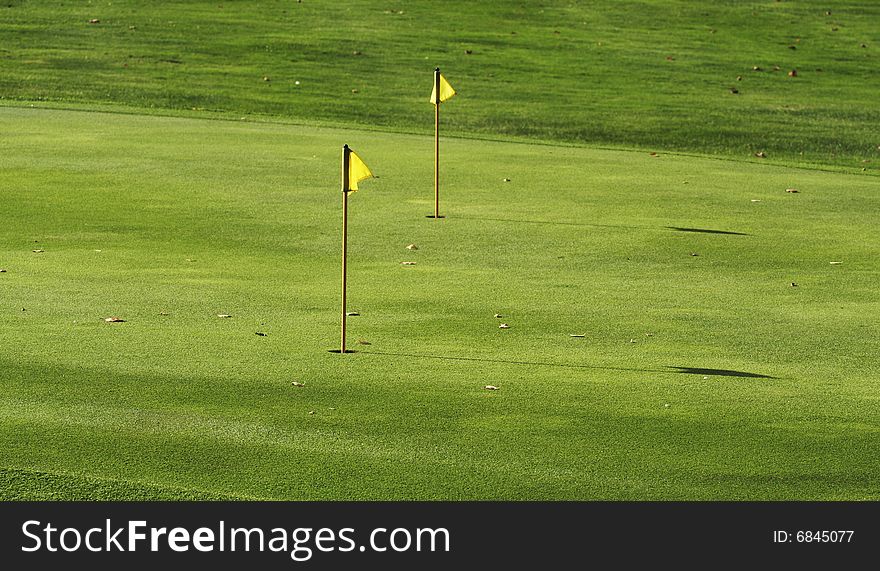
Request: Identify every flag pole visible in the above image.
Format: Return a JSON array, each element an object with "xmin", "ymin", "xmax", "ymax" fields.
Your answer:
[
  {"xmin": 433, "ymin": 67, "xmax": 441, "ymax": 219},
  {"xmin": 340, "ymin": 144, "xmax": 350, "ymax": 354}
]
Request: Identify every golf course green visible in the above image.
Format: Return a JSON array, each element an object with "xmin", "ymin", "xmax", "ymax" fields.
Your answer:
[{"xmin": 1, "ymin": 1, "xmax": 878, "ymax": 500}]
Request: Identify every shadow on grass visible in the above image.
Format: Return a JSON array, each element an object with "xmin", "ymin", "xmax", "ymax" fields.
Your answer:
[
  {"xmin": 666, "ymin": 226, "xmax": 750, "ymax": 236},
  {"xmin": 452, "ymin": 216, "xmax": 750, "ymax": 237},
  {"xmin": 360, "ymin": 351, "xmax": 776, "ymax": 380},
  {"xmin": 359, "ymin": 350, "xmax": 655, "ymax": 373},
  {"xmin": 667, "ymin": 366, "xmax": 775, "ymax": 379}
]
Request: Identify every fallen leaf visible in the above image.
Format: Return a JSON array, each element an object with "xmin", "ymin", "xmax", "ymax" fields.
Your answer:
[
  {"xmin": 308, "ymin": 411, "xmax": 315, "ymax": 415},
  {"xmin": 159, "ymin": 311, "xmax": 169, "ymax": 316},
  {"xmin": 665, "ymin": 56, "xmax": 675, "ymax": 61},
  {"xmin": 630, "ymin": 339, "xmax": 637, "ymax": 343},
  {"xmin": 752, "ymin": 66, "xmax": 763, "ymax": 71},
  {"xmin": 88, "ymin": 19, "xmax": 100, "ymax": 24},
  {"xmin": 790, "ymin": 282, "xmax": 798, "ymax": 287},
  {"xmin": 785, "ymin": 188, "xmax": 799, "ymax": 193},
  {"xmin": 499, "ymin": 323, "xmax": 510, "ymax": 329},
  {"xmin": 494, "ymin": 314, "xmax": 503, "ymax": 318},
  {"xmin": 32, "ymin": 249, "xmax": 44, "ymax": 253},
  {"xmin": 690, "ymin": 253, "xmax": 699, "ymax": 257},
  {"xmin": 406, "ymin": 244, "xmax": 418, "ymax": 250},
  {"xmin": 401, "ymin": 261, "xmax": 416, "ymax": 266},
  {"xmin": 104, "ymin": 317, "xmax": 125, "ymax": 323},
  {"xmin": 217, "ymin": 314, "xmax": 232, "ymax": 318},
  {"xmin": 755, "ymin": 151, "xmax": 767, "ymax": 158},
  {"xmin": 291, "ymin": 381, "xmax": 305, "ymax": 387},
  {"xmin": 649, "ymin": 152, "xmax": 658, "ymax": 156},
  {"xmin": 502, "ymin": 178, "xmax": 511, "ymax": 182},
  {"xmin": 729, "ymin": 87, "xmax": 739, "ymax": 94},
  {"xmin": 788, "ymin": 69, "xmax": 797, "ymax": 77},
  {"xmin": 484, "ymin": 385, "xmax": 500, "ymax": 391},
  {"xmin": 351, "ymin": 89, "xmax": 359, "ymax": 93},
  {"xmin": 645, "ymin": 333, "xmax": 654, "ymax": 337},
  {"xmin": 352, "ymin": 50, "xmax": 362, "ymax": 56},
  {"xmin": 736, "ymin": 75, "xmax": 742, "ymax": 81}
]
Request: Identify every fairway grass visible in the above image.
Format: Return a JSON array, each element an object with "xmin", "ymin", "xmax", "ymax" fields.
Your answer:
[
  {"xmin": 1, "ymin": 0, "xmax": 878, "ymax": 170},
  {"xmin": 1, "ymin": 107, "xmax": 878, "ymax": 500}
]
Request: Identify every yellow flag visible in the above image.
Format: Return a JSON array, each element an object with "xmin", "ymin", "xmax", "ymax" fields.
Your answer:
[
  {"xmin": 430, "ymin": 74, "xmax": 456, "ymax": 104},
  {"xmin": 347, "ymin": 149, "xmax": 373, "ymax": 192}
]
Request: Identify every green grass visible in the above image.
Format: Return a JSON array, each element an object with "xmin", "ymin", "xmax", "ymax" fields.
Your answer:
[
  {"xmin": 1, "ymin": 0, "xmax": 879, "ymax": 169},
  {"xmin": 2, "ymin": 106, "xmax": 879, "ymax": 499}
]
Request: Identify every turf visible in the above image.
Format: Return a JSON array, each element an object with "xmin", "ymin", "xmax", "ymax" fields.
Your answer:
[
  {"xmin": 1, "ymin": 0, "xmax": 878, "ymax": 170},
  {"xmin": 1, "ymin": 106, "xmax": 878, "ymax": 500}
]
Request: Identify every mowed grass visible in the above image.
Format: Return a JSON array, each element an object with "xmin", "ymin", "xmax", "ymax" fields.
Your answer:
[
  {"xmin": 0, "ymin": 0, "xmax": 878, "ymax": 170},
  {"xmin": 1, "ymin": 106, "xmax": 879, "ymax": 499}
]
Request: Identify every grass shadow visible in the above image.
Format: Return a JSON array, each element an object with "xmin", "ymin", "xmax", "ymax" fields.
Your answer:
[
  {"xmin": 668, "ymin": 366, "xmax": 775, "ymax": 379},
  {"xmin": 666, "ymin": 226, "xmax": 750, "ymax": 236}
]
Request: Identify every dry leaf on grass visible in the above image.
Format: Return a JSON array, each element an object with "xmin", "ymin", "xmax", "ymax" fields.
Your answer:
[
  {"xmin": 499, "ymin": 323, "xmax": 510, "ymax": 329},
  {"xmin": 291, "ymin": 381, "xmax": 305, "ymax": 387},
  {"xmin": 406, "ymin": 244, "xmax": 418, "ymax": 250},
  {"xmin": 785, "ymin": 188, "xmax": 799, "ymax": 193},
  {"xmin": 401, "ymin": 261, "xmax": 416, "ymax": 266},
  {"xmin": 104, "ymin": 317, "xmax": 125, "ymax": 323},
  {"xmin": 484, "ymin": 385, "xmax": 500, "ymax": 391}
]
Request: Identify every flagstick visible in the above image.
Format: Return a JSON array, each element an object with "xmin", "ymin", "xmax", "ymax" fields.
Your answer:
[
  {"xmin": 433, "ymin": 67, "xmax": 441, "ymax": 219},
  {"xmin": 340, "ymin": 144, "xmax": 350, "ymax": 354}
]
